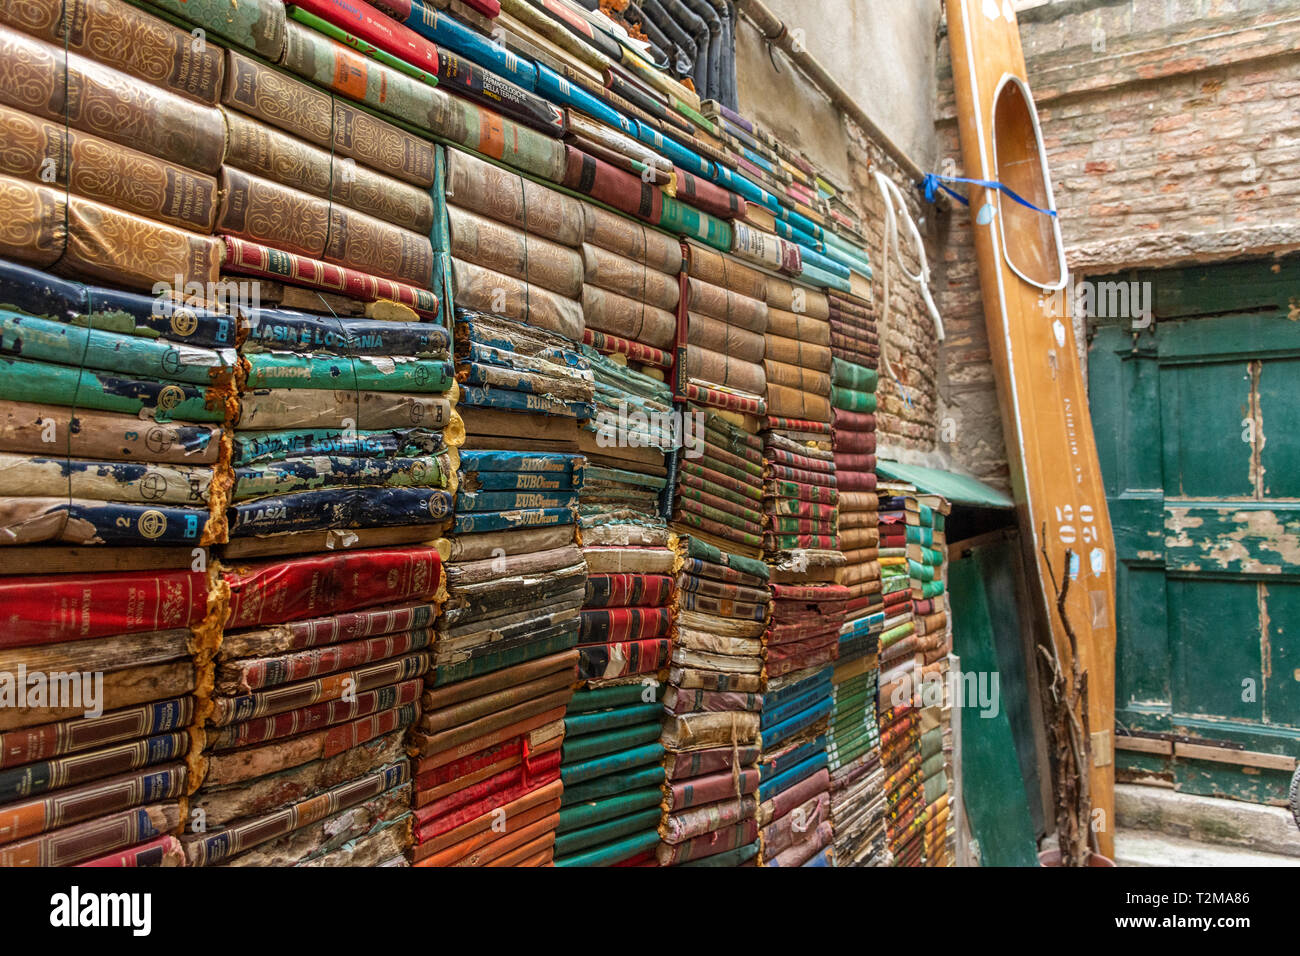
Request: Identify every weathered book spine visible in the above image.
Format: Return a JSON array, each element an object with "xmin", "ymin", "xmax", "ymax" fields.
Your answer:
[
  {"xmin": 218, "ymin": 602, "xmax": 437, "ymax": 660},
  {"xmin": 222, "ymin": 546, "xmax": 442, "ymax": 630},
  {"xmin": 237, "ymin": 388, "xmax": 455, "ymax": 431},
  {"xmin": 221, "ymin": 783, "xmax": 411, "ymax": 867},
  {"xmin": 183, "ymin": 761, "xmax": 409, "ymax": 866},
  {"xmin": 0, "ymin": 454, "xmax": 212, "ymax": 504},
  {"xmin": 228, "ymin": 487, "xmax": 453, "ymax": 537},
  {"xmin": 0, "ymin": 801, "xmax": 181, "ymax": 867},
  {"xmin": 0, "ymin": 26, "xmax": 226, "ymax": 174},
  {"xmin": 231, "ymin": 428, "xmax": 445, "ymax": 466},
  {"xmin": 0, "ymin": 0, "xmax": 225, "ymax": 104},
  {"xmin": 220, "ymin": 109, "xmax": 436, "ymax": 234},
  {"xmin": 143, "ymin": 0, "xmax": 287, "ymax": 62},
  {"xmin": 456, "ymin": 490, "xmax": 578, "ymax": 512},
  {"xmin": 0, "ymin": 260, "xmax": 239, "ymax": 349},
  {"xmin": 0, "ymin": 498, "xmax": 211, "ymax": 546},
  {"xmin": 0, "ymin": 104, "xmax": 219, "ymax": 233},
  {"xmin": 0, "ymin": 732, "xmax": 188, "ymax": 803},
  {"xmin": 221, "ymin": 236, "xmax": 439, "ymax": 319},
  {"xmin": 245, "ymin": 354, "xmax": 453, "ymax": 392},
  {"xmin": 0, "ymin": 697, "xmax": 193, "ymax": 770},
  {"xmin": 218, "ymin": 629, "xmax": 430, "ymax": 694},
  {"xmin": 0, "ymin": 312, "xmax": 235, "ymax": 386},
  {"xmin": 233, "ymin": 454, "xmax": 452, "ymax": 501},
  {"xmin": 0, "ymin": 568, "xmax": 206, "ymax": 647},
  {"xmin": 206, "ymin": 679, "xmax": 422, "ymax": 750},
  {"xmin": 244, "ymin": 311, "xmax": 448, "ymax": 356},
  {"xmin": 0, "ymin": 401, "xmax": 221, "ymax": 464},
  {"xmin": 0, "ymin": 357, "xmax": 225, "ymax": 423},
  {"xmin": 280, "ymin": 21, "xmax": 565, "ymax": 182},
  {"xmin": 453, "ymin": 507, "xmax": 574, "ymax": 535},
  {"xmin": 0, "ymin": 763, "xmax": 186, "ymax": 847}
]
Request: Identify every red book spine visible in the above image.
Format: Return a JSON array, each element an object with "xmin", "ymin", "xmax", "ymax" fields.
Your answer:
[
  {"xmin": 223, "ymin": 547, "xmax": 442, "ymax": 628},
  {"xmin": 77, "ymin": 834, "xmax": 185, "ymax": 867},
  {"xmin": 292, "ymin": 0, "xmax": 440, "ymax": 75},
  {"xmin": 0, "ymin": 571, "xmax": 207, "ymax": 647}
]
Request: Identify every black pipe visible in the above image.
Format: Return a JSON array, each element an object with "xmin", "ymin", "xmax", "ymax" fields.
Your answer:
[
  {"xmin": 681, "ymin": 0, "xmax": 723, "ymax": 98},
  {"xmin": 662, "ymin": 0, "xmax": 711, "ymax": 95}
]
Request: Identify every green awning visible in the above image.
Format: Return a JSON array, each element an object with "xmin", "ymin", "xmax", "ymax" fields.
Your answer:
[{"xmin": 876, "ymin": 460, "xmax": 1015, "ymax": 509}]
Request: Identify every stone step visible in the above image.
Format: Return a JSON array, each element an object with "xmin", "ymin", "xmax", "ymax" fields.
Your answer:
[{"xmin": 1116, "ymin": 783, "xmax": 1300, "ymax": 858}]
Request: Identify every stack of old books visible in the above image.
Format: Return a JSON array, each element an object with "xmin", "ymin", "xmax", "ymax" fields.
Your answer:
[
  {"xmin": 410, "ymin": 449, "xmax": 586, "ymax": 866},
  {"xmin": 406, "ymin": 306, "xmax": 590, "ymax": 867},
  {"xmin": 0, "ymin": 263, "xmax": 234, "ymax": 554},
  {"xmin": 555, "ymin": 679, "xmax": 666, "ymax": 866},
  {"xmin": 576, "ymin": 348, "xmax": 676, "ymax": 685},
  {"xmin": 0, "ymin": 557, "xmax": 205, "ymax": 866},
  {"xmin": 877, "ymin": 485, "xmax": 917, "ymax": 711},
  {"xmin": 678, "ymin": 244, "xmax": 769, "ymax": 435},
  {"xmin": 446, "ymin": 150, "xmax": 585, "ymax": 347},
  {"xmin": 657, "ymin": 537, "xmax": 768, "ymax": 866},
  {"xmin": 580, "ymin": 204, "xmax": 683, "ymax": 375},
  {"xmin": 827, "ymin": 646, "xmax": 886, "ymax": 867},
  {"xmin": 183, "ymin": 546, "xmax": 441, "ymax": 867},
  {"xmin": 910, "ymin": 494, "xmax": 952, "ymax": 676},
  {"xmin": 877, "ymin": 692, "xmax": 921, "ymax": 868},
  {"xmin": 555, "ymin": 328, "xmax": 676, "ymax": 866},
  {"xmin": 822, "ymin": 288, "xmax": 884, "ymax": 867},
  {"xmin": 906, "ymin": 493, "xmax": 953, "ymax": 867},
  {"xmin": 231, "ymin": 310, "xmax": 458, "ymax": 559},
  {"xmin": 757, "ymin": 664, "xmax": 836, "ymax": 866},
  {"xmin": 674, "ymin": 403, "xmax": 767, "ymax": 556}
]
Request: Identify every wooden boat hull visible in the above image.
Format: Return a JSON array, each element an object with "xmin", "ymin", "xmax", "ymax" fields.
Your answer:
[{"xmin": 945, "ymin": 0, "xmax": 1117, "ymax": 857}]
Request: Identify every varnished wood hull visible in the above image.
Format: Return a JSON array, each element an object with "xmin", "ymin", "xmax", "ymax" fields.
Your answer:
[{"xmin": 946, "ymin": 0, "xmax": 1117, "ymax": 857}]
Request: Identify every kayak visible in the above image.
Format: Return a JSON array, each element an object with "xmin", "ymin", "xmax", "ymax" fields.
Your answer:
[{"xmin": 946, "ymin": 0, "xmax": 1117, "ymax": 857}]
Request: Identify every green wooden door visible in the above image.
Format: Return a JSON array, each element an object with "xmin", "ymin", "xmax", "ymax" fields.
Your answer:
[{"xmin": 1088, "ymin": 256, "xmax": 1300, "ymax": 804}]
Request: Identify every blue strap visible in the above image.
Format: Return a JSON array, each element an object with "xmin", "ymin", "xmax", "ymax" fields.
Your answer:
[{"xmin": 920, "ymin": 173, "xmax": 1058, "ymax": 218}]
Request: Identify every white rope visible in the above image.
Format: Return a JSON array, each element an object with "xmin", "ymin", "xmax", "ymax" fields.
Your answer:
[{"xmin": 873, "ymin": 169, "xmax": 945, "ymax": 385}]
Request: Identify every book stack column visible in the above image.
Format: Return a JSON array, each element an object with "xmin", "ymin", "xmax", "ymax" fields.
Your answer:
[
  {"xmin": 824, "ymin": 289, "xmax": 885, "ymax": 867},
  {"xmin": 658, "ymin": 537, "xmax": 768, "ymax": 866},
  {"xmin": 406, "ymin": 305, "xmax": 593, "ymax": 867},
  {"xmin": 755, "ymin": 275, "xmax": 844, "ymax": 869},
  {"xmin": 556, "ymin": 330, "xmax": 679, "ymax": 868},
  {"xmin": 875, "ymin": 481, "xmax": 923, "ymax": 867},
  {"xmin": 0, "ymin": 0, "xmax": 239, "ymax": 868},
  {"xmin": 907, "ymin": 493, "xmax": 954, "ymax": 868}
]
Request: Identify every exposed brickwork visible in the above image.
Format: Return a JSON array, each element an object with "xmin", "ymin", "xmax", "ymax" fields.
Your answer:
[
  {"xmin": 939, "ymin": 0, "xmax": 1300, "ymax": 268},
  {"xmin": 930, "ymin": 0, "xmax": 1300, "ymax": 491},
  {"xmin": 840, "ymin": 120, "xmax": 944, "ymax": 455}
]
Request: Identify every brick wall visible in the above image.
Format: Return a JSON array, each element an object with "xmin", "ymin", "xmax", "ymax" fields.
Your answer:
[
  {"xmin": 931, "ymin": 0, "xmax": 1300, "ymax": 490},
  {"xmin": 841, "ymin": 120, "xmax": 945, "ymax": 456},
  {"xmin": 939, "ymin": 0, "xmax": 1300, "ymax": 270}
]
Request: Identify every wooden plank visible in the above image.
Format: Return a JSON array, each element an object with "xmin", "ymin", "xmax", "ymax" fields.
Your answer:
[
  {"xmin": 1115, "ymin": 735, "xmax": 1172, "ymax": 756},
  {"xmin": 1175, "ymin": 742, "xmax": 1297, "ymax": 772},
  {"xmin": 1164, "ymin": 503, "xmax": 1300, "ymax": 576}
]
